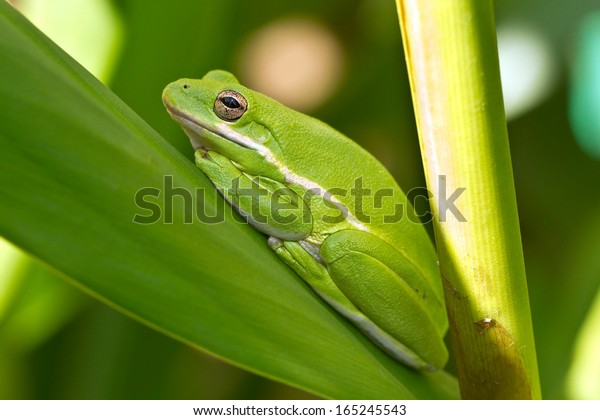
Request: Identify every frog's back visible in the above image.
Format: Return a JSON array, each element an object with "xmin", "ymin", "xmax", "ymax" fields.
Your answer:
[{"xmin": 274, "ymin": 111, "xmax": 441, "ymax": 292}]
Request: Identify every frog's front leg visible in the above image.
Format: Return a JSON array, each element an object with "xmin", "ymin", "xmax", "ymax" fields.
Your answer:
[
  {"xmin": 269, "ymin": 230, "xmax": 447, "ymax": 370},
  {"xmin": 197, "ymin": 150, "xmax": 312, "ymax": 240}
]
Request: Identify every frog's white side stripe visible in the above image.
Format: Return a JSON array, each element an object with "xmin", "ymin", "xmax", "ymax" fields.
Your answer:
[
  {"xmin": 283, "ymin": 170, "xmax": 368, "ymax": 232},
  {"xmin": 214, "ymin": 122, "xmax": 272, "ymax": 153},
  {"xmin": 213, "ymin": 123, "xmax": 368, "ymax": 232}
]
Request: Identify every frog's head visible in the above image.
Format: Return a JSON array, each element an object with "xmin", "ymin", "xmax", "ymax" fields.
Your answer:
[{"xmin": 162, "ymin": 70, "xmax": 287, "ymax": 181}]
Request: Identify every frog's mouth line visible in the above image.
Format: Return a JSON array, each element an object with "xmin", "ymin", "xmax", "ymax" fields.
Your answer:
[
  {"xmin": 163, "ymin": 102, "xmax": 266, "ymax": 155},
  {"xmin": 164, "ymin": 106, "xmax": 231, "ymax": 151}
]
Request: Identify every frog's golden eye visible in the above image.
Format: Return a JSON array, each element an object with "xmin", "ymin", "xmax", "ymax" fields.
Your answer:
[{"xmin": 214, "ymin": 90, "xmax": 247, "ymax": 121}]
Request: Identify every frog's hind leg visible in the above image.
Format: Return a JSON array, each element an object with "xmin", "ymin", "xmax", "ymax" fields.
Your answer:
[
  {"xmin": 268, "ymin": 236, "xmax": 435, "ymax": 369},
  {"xmin": 320, "ymin": 229, "xmax": 448, "ymax": 369}
]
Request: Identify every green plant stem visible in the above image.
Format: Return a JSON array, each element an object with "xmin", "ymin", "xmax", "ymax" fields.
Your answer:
[{"xmin": 396, "ymin": 0, "xmax": 541, "ymax": 399}]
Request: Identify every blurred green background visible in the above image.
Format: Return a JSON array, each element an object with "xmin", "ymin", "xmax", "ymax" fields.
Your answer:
[{"xmin": 1, "ymin": 0, "xmax": 600, "ymax": 399}]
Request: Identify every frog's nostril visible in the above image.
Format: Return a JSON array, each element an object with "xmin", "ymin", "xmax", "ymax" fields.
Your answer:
[{"xmin": 183, "ymin": 84, "xmax": 189, "ymax": 89}]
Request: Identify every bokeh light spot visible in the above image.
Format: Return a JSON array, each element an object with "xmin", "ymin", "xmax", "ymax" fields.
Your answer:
[
  {"xmin": 497, "ymin": 23, "xmax": 559, "ymax": 121},
  {"xmin": 237, "ymin": 17, "xmax": 345, "ymax": 112}
]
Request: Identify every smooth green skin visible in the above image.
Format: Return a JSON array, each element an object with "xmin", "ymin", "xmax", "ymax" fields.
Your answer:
[{"xmin": 162, "ymin": 70, "xmax": 448, "ymax": 370}]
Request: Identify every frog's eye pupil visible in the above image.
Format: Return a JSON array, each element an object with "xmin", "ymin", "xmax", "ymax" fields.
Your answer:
[
  {"xmin": 214, "ymin": 90, "xmax": 248, "ymax": 122},
  {"xmin": 221, "ymin": 96, "xmax": 240, "ymax": 109}
]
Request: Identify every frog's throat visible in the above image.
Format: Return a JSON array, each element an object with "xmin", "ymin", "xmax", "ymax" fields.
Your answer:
[{"xmin": 167, "ymin": 106, "xmax": 368, "ymax": 232}]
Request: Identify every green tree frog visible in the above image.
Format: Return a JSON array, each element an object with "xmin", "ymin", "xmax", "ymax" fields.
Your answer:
[{"xmin": 162, "ymin": 70, "xmax": 448, "ymax": 370}]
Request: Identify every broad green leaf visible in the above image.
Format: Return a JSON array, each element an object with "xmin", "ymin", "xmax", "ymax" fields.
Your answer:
[{"xmin": 0, "ymin": 3, "xmax": 457, "ymax": 399}]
